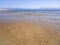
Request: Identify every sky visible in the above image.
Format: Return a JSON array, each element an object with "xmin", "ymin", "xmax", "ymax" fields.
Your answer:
[{"xmin": 0, "ymin": 0, "xmax": 60, "ymax": 9}]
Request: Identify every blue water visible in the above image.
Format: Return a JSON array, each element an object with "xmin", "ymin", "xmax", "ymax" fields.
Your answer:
[{"xmin": 0, "ymin": 10, "xmax": 60, "ymax": 23}]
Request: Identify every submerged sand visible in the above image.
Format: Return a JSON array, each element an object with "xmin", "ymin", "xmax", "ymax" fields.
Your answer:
[{"xmin": 0, "ymin": 12, "xmax": 60, "ymax": 45}]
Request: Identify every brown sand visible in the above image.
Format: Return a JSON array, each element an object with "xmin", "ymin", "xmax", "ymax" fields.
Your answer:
[
  {"xmin": 0, "ymin": 13, "xmax": 60, "ymax": 45},
  {"xmin": 0, "ymin": 14, "xmax": 60, "ymax": 45}
]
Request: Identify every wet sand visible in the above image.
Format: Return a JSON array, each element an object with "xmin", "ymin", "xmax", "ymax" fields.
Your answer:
[{"xmin": 0, "ymin": 12, "xmax": 60, "ymax": 45}]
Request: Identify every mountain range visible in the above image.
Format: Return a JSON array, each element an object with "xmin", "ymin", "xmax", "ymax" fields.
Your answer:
[{"xmin": 0, "ymin": 8, "xmax": 60, "ymax": 11}]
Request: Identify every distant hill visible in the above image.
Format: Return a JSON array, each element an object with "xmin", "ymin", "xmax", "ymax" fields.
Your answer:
[{"xmin": 0, "ymin": 8, "xmax": 60, "ymax": 11}]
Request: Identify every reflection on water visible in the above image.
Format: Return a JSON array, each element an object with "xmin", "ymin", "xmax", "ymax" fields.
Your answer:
[
  {"xmin": 0, "ymin": 11, "xmax": 60, "ymax": 29},
  {"xmin": 0, "ymin": 11, "xmax": 60, "ymax": 22}
]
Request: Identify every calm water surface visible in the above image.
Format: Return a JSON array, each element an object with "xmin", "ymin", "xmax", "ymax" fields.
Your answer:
[{"xmin": 0, "ymin": 11, "xmax": 60, "ymax": 31}]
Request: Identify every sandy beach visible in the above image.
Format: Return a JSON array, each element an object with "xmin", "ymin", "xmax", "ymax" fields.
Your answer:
[{"xmin": 0, "ymin": 12, "xmax": 60, "ymax": 45}]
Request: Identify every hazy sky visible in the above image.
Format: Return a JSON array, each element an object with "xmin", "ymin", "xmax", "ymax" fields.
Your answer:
[{"xmin": 0, "ymin": 0, "xmax": 60, "ymax": 8}]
